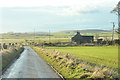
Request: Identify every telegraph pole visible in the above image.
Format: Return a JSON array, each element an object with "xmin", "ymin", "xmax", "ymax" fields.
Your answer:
[
  {"xmin": 112, "ymin": 22, "xmax": 115, "ymax": 45},
  {"xmin": 34, "ymin": 27, "xmax": 35, "ymax": 41},
  {"xmin": 118, "ymin": 1, "xmax": 120, "ymax": 34},
  {"xmin": 112, "ymin": 1, "xmax": 120, "ymax": 75},
  {"xmin": 112, "ymin": 1, "xmax": 120, "ymax": 34}
]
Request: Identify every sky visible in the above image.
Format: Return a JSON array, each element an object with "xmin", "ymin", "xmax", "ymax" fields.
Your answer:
[{"xmin": 0, "ymin": 0, "xmax": 119, "ymax": 33}]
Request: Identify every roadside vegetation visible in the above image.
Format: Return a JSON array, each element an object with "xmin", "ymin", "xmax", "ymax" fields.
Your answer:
[
  {"xmin": 1, "ymin": 46, "xmax": 24, "ymax": 70},
  {"xmin": 32, "ymin": 46, "xmax": 118, "ymax": 79},
  {"xmin": 45, "ymin": 46, "xmax": 118, "ymax": 69}
]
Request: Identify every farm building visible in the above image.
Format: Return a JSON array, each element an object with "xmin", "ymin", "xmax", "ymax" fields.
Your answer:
[{"xmin": 72, "ymin": 32, "xmax": 94, "ymax": 44}]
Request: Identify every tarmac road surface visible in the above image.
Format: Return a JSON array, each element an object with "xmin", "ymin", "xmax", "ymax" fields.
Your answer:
[{"xmin": 2, "ymin": 46, "xmax": 60, "ymax": 78}]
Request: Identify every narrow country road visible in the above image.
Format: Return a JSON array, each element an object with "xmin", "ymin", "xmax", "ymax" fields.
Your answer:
[{"xmin": 2, "ymin": 46, "xmax": 60, "ymax": 78}]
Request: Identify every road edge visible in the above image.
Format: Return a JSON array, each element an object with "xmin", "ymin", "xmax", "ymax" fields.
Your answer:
[
  {"xmin": 30, "ymin": 46, "xmax": 66, "ymax": 80},
  {"xmin": 1, "ymin": 47, "xmax": 24, "ymax": 76}
]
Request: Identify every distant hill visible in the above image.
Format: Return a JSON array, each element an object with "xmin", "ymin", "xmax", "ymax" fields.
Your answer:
[
  {"xmin": 0, "ymin": 29, "xmax": 113, "ymax": 39},
  {"xmin": 54, "ymin": 29, "xmax": 112, "ymax": 34}
]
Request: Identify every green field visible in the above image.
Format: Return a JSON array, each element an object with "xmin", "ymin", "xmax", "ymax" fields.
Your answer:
[
  {"xmin": 28, "ymin": 38, "xmax": 71, "ymax": 43},
  {"xmin": 45, "ymin": 46, "xmax": 118, "ymax": 69},
  {"xmin": 0, "ymin": 39, "xmax": 25, "ymax": 43}
]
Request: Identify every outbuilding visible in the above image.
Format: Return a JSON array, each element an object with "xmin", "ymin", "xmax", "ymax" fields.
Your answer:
[{"xmin": 72, "ymin": 32, "xmax": 94, "ymax": 44}]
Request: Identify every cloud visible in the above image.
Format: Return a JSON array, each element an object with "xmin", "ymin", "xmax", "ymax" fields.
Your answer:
[
  {"xmin": 0, "ymin": 0, "xmax": 119, "ymax": 7},
  {"xmin": 8, "ymin": 6, "xmax": 99, "ymax": 16},
  {"xmin": 1, "ymin": 0, "xmax": 119, "ymax": 16}
]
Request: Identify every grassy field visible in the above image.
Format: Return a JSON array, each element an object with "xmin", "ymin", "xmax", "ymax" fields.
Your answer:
[
  {"xmin": 0, "ymin": 39, "xmax": 25, "ymax": 43},
  {"xmin": 28, "ymin": 38, "xmax": 71, "ymax": 43},
  {"xmin": 32, "ymin": 46, "xmax": 118, "ymax": 79},
  {"xmin": 45, "ymin": 46, "xmax": 118, "ymax": 69}
]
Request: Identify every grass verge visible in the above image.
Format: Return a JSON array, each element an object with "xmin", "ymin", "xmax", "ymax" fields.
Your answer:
[
  {"xmin": 1, "ymin": 46, "xmax": 24, "ymax": 70},
  {"xmin": 45, "ymin": 46, "xmax": 118, "ymax": 69},
  {"xmin": 31, "ymin": 46, "xmax": 118, "ymax": 80}
]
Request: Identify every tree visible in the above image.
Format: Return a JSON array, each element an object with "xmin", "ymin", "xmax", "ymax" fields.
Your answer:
[{"xmin": 111, "ymin": 1, "xmax": 120, "ymax": 34}]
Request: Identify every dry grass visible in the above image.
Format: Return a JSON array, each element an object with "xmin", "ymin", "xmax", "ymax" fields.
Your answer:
[
  {"xmin": 32, "ymin": 46, "xmax": 118, "ymax": 79},
  {"xmin": 1, "ymin": 46, "xmax": 24, "ymax": 70}
]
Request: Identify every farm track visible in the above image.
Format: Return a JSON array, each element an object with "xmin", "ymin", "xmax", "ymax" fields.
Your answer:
[{"xmin": 2, "ymin": 46, "xmax": 60, "ymax": 78}]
